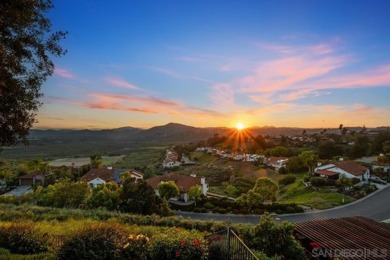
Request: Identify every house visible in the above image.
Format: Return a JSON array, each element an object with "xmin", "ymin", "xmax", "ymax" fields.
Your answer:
[
  {"xmin": 314, "ymin": 160, "xmax": 370, "ymax": 181},
  {"xmin": 294, "ymin": 216, "xmax": 390, "ymax": 260},
  {"xmin": 180, "ymin": 155, "xmax": 195, "ymax": 166},
  {"xmin": 162, "ymin": 149, "xmax": 182, "ymax": 168},
  {"xmin": 146, "ymin": 172, "xmax": 208, "ymax": 202},
  {"xmin": 81, "ymin": 167, "xmax": 143, "ymax": 187},
  {"xmin": 18, "ymin": 172, "xmax": 45, "ymax": 186},
  {"xmin": 266, "ymin": 157, "xmax": 289, "ymax": 170}
]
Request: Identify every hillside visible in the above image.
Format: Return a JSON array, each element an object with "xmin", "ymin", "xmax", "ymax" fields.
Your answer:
[{"xmin": 1, "ymin": 123, "xmax": 384, "ymax": 159}]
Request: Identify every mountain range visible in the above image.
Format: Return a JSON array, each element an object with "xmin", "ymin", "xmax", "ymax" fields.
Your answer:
[{"xmin": 2, "ymin": 122, "xmax": 386, "ymax": 159}]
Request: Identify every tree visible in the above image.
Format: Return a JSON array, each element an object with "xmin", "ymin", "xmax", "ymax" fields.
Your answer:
[
  {"xmin": 286, "ymin": 156, "xmax": 307, "ymax": 174},
  {"xmin": 299, "ymin": 151, "xmax": 319, "ymax": 174},
  {"xmin": 317, "ymin": 140, "xmax": 343, "ymax": 159},
  {"xmin": 0, "ymin": 0, "xmax": 67, "ymax": 145},
  {"xmin": 158, "ymin": 181, "xmax": 179, "ymax": 199},
  {"xmin": 36, "ymin": 180, "xmax": 91, "ymax": 208},
  {"xmin": 90, "ymin": 154, "xmax": 103, "ymax": 168},
  {"xmin": 224, "ymin": 184, "xmax": 237, "ymax": 197},
  {"xmin": 265, "ymin": 146, "xmax": 290, "ymax": 157},
  {"xmin": 188, "ymin": 185, "xmax": 202, "ymax": 202},
  {"xmin": 249, "ymin": 212, "xmax": 307, "ymax": 259},
  {"xmin": 87, "ymin": 183, "xmax": 121, "ymax": 210},
  {"xmin": 238, "ymin": 177, "xmax": 279, "ymax": 205},
  {"xmin": 120, "ymin": 178, "xmax": 163, "ymax": 215}
]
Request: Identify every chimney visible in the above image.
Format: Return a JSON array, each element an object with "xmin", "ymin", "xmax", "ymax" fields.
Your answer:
[{"xmin": 201, "ymin": 177, "xmax": 206, "ymax": 185}]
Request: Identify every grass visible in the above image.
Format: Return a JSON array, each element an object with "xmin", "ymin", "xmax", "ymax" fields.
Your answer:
[
  {"xmin": 113, "ymin": 147, "xmax": 165, "ymax": 169},
  {"xmin": 191, "ymin": 151, "xmax": 219, "ymax": 163},
  {"xmin": 278, "ymin": 174, "xmax": 355, "ymax": 209},
  {"xmin": 208, "ymin": 186, "xmax": 227, "ymax": 196},
  {"xmin": 49, "ymin": 155, "xmax": 125, "ymax": 167}
]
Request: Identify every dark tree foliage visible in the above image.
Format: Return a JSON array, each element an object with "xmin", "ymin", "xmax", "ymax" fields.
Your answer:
[
  {"xmin": 120, "ymin": 178, "xmax": 162, "ymax": 215},
  {"xmin": 317, "ymin": 140, "xmax": 343, "ymax": 159},
  {"xmin": 0, "ymin": 0, "xmax": 66, "ymax": 146}
]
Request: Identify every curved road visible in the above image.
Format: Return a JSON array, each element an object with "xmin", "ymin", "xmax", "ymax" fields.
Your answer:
[{"xmin": 176, "ymin": 185, "xmax": 390, "ymax": 224}]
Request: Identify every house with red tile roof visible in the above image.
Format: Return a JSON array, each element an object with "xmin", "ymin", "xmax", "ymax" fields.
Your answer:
[
  {"xmin": 146, "ymin": 172, "xmax": 208, "ymax": 202},
  {"xmin": 314, "ymin": 160, "xmax": 370, "ymax": 181},
  {"xmin": 266, "ymin": 156, "xmax": 289, "ymax": 170},
  {"xmin": 81, "ymin": 167, "xmax": 143, "ymax": 187}
]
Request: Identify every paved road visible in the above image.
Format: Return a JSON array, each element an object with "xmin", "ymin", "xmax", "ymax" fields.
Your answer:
[{"xmin": 176, "ymin": 185, "xmax": 390, "ymax": 224}]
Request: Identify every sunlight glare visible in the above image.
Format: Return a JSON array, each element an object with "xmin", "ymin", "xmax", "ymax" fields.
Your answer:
[{"xmin": 236, "ymin": 122, "xmax": 245, "ymax": 130}]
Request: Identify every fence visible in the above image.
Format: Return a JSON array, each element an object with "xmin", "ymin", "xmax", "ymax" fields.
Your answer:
[{"xmin": 206, "ymin": 227, "xmax": 259, "ymax": 260}]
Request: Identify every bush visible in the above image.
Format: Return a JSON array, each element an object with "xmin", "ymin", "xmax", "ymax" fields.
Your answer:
[
  {"xmin": 149, "ymin": 228, "xmax": 208, "ymax": 260},
  {"xmin": 310, "ymin": 177, "xmax": 327, "ymax": 187},
  {"xmin": 58, "ymin": 223, "xmax": 127, "ymax": 260},
  {"xmin": 278, "ymin": 175, "xmax": 296, "ymax": 186},
  {"xmin": 0, "ymin": 222, "xmax": 48, "ymax": 254},
  {"xmin": 122, "ymin": 234, "xmax": 150, "ymax": 260}
]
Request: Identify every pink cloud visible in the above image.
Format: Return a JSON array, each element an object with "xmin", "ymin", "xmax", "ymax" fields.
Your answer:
[
  {"xmin": 84, "ymin": 92, "xmax": 223, "ymax": 118},
  {"xmin": 240, "ymin": 55, "xmax": 349, "ymax": 94},
  {"xmin": 310, "ymin": 65, "xmax": 390, "ymax": 90},
  {"xmin": 104, "ymin": 77, "xmax": 139, "ymax": 90},
  {"xmin": 54, "ymin": 68, "xmax": 75, "ymax": 79}
]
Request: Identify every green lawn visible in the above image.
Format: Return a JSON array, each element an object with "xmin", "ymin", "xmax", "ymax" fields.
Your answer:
[{"xmin": 278, "ymin": 175, "xmax": 355, "ymax": 209}]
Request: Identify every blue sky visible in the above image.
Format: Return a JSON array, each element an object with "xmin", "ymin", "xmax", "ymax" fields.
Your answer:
[{"xmin": 38, "ymin": 0, "xmax": 390, "ymax": 129}]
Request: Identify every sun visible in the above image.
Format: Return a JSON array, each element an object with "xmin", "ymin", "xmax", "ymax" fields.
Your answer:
[{"xmin": 236, "ymin": 122, "xmax": 245, "ymax": 130}]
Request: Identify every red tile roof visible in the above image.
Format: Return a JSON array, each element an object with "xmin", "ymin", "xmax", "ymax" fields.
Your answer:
[
  {"xmin": 335, "ymin": 160, "xmax": 368, "ymax": 176},
  {"xmin": 81, "ymin": 168, "xmax": 115, "ymax": 182},
  {"xmin": 146, "ymin": 173, "xmax": 202, "ymax": 193},
  {"xmin": 19, "ymin": 172, "xmax": 44, "ymax": 179},
  {"xmin": 316, "ymin": 170, "xmax": 339, "ymax": 177},
  {"xmin": 294, "ymin": 216, "xmax": 390, "ymax": 260},
  {"xmin": 267, "ymin": 156, "xmax": 288, "ymax": 164}
]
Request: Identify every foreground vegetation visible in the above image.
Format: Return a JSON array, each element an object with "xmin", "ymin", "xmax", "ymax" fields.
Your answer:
[{"xmin": 0, "ymin": 203, "xmax": 306, "ymax": 259}]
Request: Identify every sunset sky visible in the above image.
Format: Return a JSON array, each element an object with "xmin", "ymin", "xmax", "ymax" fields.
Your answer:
[{"xmin": 38, "ymin": 0, "xmax": 390, "ymax": 129}]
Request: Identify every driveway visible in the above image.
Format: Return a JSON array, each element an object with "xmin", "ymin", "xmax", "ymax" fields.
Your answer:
[
  {"xmin": 176, "ymin": 185, "xmax": 390, "ymax": 224},
  {"xmin": 3, "ymin": 186, "xmax": 32, "ymax": 197}
]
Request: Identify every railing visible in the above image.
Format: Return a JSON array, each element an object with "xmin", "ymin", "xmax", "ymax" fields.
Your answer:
[{"xmin": 206, "ymin": 227, "xmax": 259, "ymax": 260}]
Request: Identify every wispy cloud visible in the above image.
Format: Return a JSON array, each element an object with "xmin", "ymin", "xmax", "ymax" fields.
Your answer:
[
  {"xmin": 174, "ymin": 56, "xmax": 203, "ymax": 62},
  {"xmin": 210, "ymin": 83, "xmax": 236, "ymax": 108},
  {"xmin": 104, "ymin": 77, "xmax": 139, "ymax": 90},
  {"xmin": 81, "ymin": 92, "xmax": 224, "ymax": 119},
  {"xmin": 146, "ymin": 66, "xmax": 214, "ymax": 83},
  {"xmin": 54, "ymin": 68, "xmax": 75, "ymax": 79}
]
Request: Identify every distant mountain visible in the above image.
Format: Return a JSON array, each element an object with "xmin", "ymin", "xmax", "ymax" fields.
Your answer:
[
  {"xmin": 131, "ymin": 123, "xmax": 230, "ymax": 143},
  {"xmin": 29, "ymin": 127, "xmax": 143, "ymax": 142},
  {"xmin": 28, "ymin": 123, "xmax": 388, "ymax": 144}
]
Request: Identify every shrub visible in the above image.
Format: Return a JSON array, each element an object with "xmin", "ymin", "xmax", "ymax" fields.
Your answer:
[
  {"xmin": 0, "ymin": 222, "xmax": 48, "ymax": 254},
  {"xmin": 310, "ymin": 177, "xmax": 327, "ymax": 187},
  {"xmin": 278, "ymin": 175, "xmax": 296, "ymax": 186},
  {"xmin": 208, "ymin": 239, "xmax": 228, "ymax": 260},
  {"xmin": 58, "ymin": 223, "xmax": 127, "ymax": 260},
  {"xmin": 149, "ymin": 228, "xmax": 208, "ymax": 260},
  {"xmin": 122, "ymin": 234, "xmax": 150, "ymax": 260},
  {"xmin": 203, "ymin": 202, "xmax": 214, "ymax": 210}
]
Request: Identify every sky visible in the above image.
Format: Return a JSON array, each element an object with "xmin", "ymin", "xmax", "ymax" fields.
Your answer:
[{"xmin": 37, "ymin": 0, "xmax": 390, "ymax": 129}]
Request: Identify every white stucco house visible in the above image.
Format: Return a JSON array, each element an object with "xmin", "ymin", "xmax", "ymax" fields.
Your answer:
[
  {"xmin": 81, "ymin": 167, "xmax": 143, "ymax": 187},
  {"xmin": 314, "ymin": 160, "xmax": 370, "ymax": 181},
  {"xmin": 146, "ymin": 172, "xmax": 208, "ymax": 202}
]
